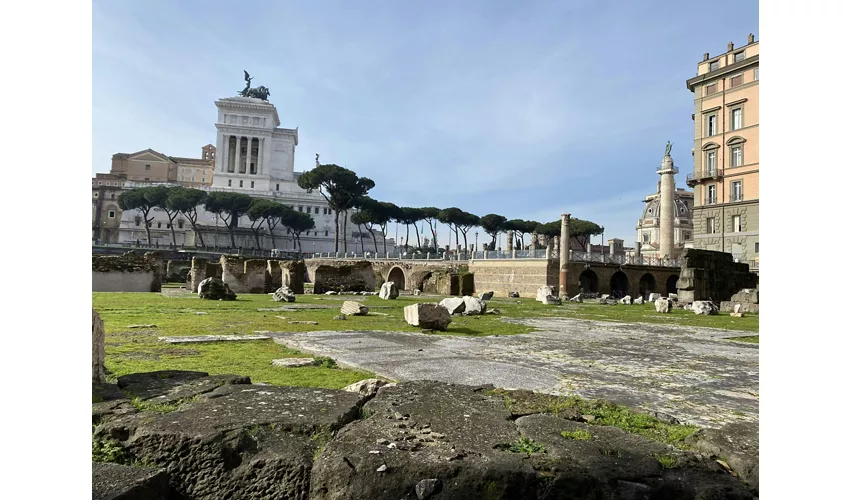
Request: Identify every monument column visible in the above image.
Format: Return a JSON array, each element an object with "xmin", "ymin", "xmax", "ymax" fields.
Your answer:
[
  {"xmin": 658, "ymin": 143, "xmax": 678, "ymax": 259},
  {"xmin": 234, "ymin": 136, "xmax": 242, "ymax": 175},
  {"xmin": 222, "ymin": 135, "xmax": 231, "ymax": 172},
  {"xmin": 257, "ymin": 138, "xmax": 263, "ymax": 175},
  {"xmin": 559, "ymin": 213, "xmax": 571, "ymax": 298},
  {"xmin": 506, "ymin": 230, "xmax": 514, "ymax": 253}
]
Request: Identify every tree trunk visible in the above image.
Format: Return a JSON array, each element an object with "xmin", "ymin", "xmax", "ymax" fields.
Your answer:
[
  {"xmin": 229, "ymin": 218, "xmax": 237, "ymax": 249},
  {"xmin": 370, "ymin": 226, "xmax": 379, "ymax": 253},
  {"xmin": 357, "ymin": 224, "xmax": 365, "ymax": 254},
  {"xmin": 343, "ymin": 211, "xmax": 348, "ymax": 253},
  {"xmin": 405, "ymin": 224, "xmax": 410, "ymax": 251},
  {"xmin": 381, "ymin": 224, "xmax": 388, "ymax": 253},
  {"xmin": 143, "ymin": 210, "xmax": 153, "ymax": 245},
  {"xmin": 169, "ymin": 219, "xmax": 178, "ymax": 248},
  {"xmin": 253, "ymin": 229, "xmax": 262, "ymax": 250},
  {"xmin": 333, "ymin": 211, "xmax": 340, "ymax": 254},
  {"xmin": 190, "ymin": 217, "xmax": 206, "ymax": 247},
  {"xmin": 267, "ymin": 220, "xmax": 277, "ymax": 249},
  {"xmin": 462, "ymin": 231, "xmax": 469, "ymax": 252},
  {"xmin": 414, "ymin": 224, "xmax": 421, "ymax": 248}
]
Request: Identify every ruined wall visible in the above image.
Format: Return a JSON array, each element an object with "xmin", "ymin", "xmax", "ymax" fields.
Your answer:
[
  {"xmin": 189, "ymin": 258, "xmax": 222, "ymax": 293},
  {"xmin": 469, "ymin": 259, "xmax": 558, "ymax": 298},
  {"xmin": 278, "ymin": 260, "xmax": 306, "ymax": 294},
  {"xmin": 310, "ymin": 261, "xmax": 376, "ymax": 293},
  {"xmin": 165, "ymin": 260, "xmax": 191, "ymax": 283},
  {"xmin": 92, "ymin": 252, "xmax": 162, "ymax": 292},
  {"xmin": 220, "ymin": 256, "xmax": 266, "ymax": 294},
  {"xmin": 676, "ymin": 248, "xmax": 758, "ymax": 304}
]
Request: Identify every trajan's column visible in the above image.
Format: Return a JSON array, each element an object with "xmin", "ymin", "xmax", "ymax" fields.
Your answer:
[{"xmin": 658, "ymin": 142, "xmax": 679, "ymax": 259}]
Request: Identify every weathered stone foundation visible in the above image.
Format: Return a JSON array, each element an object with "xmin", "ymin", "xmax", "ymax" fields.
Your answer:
[
  {"xmin": 92, "ymin": 252, "xmax": 162, "ymax": 292},
  {"xmin": 676, "ymin": 249, "xmax": 758, "ymax": 305}
]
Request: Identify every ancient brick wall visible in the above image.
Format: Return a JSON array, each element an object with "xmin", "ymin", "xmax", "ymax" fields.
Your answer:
[
  {"xmin": 676, "ymin": 248, "xmax": 758, "ymax": 304},
  {"xmin": 277, "ymin": 260, "xmax": 306, "ymax": 294},
  {"xmin": 311, "ymin": 261, "xmax": 376, "ymax": 293},
  {"xmin": 91, "ymin": 252, "xmax": 162, "ymax": 292},
  {"xmin": 469, "ymin": 259, "xmax": 558, "ymax": 298},
  {"xmin": 220, "ymin": 256, "xmax": 266, "ymax": 294}
]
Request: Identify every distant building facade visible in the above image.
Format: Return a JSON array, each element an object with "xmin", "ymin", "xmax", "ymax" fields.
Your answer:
[
  {"xmin": 686, "ymin": 34, "xmax": 759, "ymax": 265},
  {"xmin": 635, "ymin": 186, "xmax": 694, "ymax": 258}
]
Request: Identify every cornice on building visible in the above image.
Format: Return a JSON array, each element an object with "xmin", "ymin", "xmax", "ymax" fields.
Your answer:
[{"xmin": 686, "ymin": 55, "xmax": 759, "ymax": 91}]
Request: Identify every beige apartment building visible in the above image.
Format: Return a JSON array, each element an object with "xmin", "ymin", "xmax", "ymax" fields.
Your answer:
[
  {"xmin": 686, "ymin": 34, "xmax": 759, "ymax": 266},
  {"xmin": 110, "ymin": 145, "xmax": 215, "ymax": 187}
]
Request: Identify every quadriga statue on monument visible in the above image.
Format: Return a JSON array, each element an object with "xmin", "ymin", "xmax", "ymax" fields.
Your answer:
[{"xmin": 238, "ymin": 70, "xmax": 271, "ymax": 101}]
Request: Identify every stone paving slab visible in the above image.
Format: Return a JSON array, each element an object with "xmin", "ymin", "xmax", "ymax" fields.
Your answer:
[
  {"xmin": 270, "ymin": 318, "xmax": 758, "ymax": 429},
  {"xmin": 159, "ymin": 334, "xmax": 271, "ymax": 344}
]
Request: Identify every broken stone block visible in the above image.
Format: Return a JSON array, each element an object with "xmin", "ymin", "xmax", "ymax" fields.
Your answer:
[
  {"xmin": 508, "ymin": 292, "xmax": 520, "ymax": 298},
  {"xmin": 413, "ymin": 289, "xmax": 421, "ymax": 296},
  {"xmin": 273, "ymin": 286, "xmax": 296, "ymax": 302},
  {"xmin": 536, "ymin": 286, "xmax": 556, "ymax": 303},
  {"xmin": 379, "ymin": 282, "xmax": 399, "ymax": 300},
  {"xmin": 648, "ymin": 293, "xmax": 661, "ymax": 302},
  {"xmin": 92, "ymin": 462, "xmax": 169, "ymax": 500},
  {"xmin": 438, "ymin": 297, "xmax": 466, "ymax": 315},
  {"xmin": 633, "ymin": 296, "xmax": 644, "ymax": 305},
  {"xmin": 92, "ymin": 309, "xmax": 106, "ymax": 383},
  {"xmin": 668, "ymin": 293, "xmax": 679, "ymax": 302},
  {"xmin": 403, "ymin": 303, "xmax": 451, "ymax": 331},
  {"xmin": 619, "ymin": 295, "xmax": 633, "ymax": 305},
  {"xmin": 340, "ymin": 301, "xmax": 369, "ymax": 316},
  {"xmin": 655, "ymin": 298, "xmax": 672, "ymax": 313},
  {"xmin": 569, "ymin": 294, "xmax": 583, "ymax": 303},
  {"xmin": 198, "ymin": 277, "xmax": 237, "ymax": 301},
  {"xmin": 461, "ymin": 296, "xmax": 487, "ymax": 315},
  {"xmin": 542, "ymin": 295, "xmax": 562, "ymax": 305},
  {"xmin": 691, "ymin": 301, "xmax": 718, "ymax": 315},
  {"xmin": 730, "ymin": 312, "xmax": 744, "ymax": 318},
  {"xmin": 343, "ymin": 378, "xmax": 395, "ymax": 398},
  {"xmin": 272, "ymin": 358, "xmax": 320, "ymax": 367},
  {"xmin": 477, "ymin": 291, "xmax": 494, "ymax": 301}
]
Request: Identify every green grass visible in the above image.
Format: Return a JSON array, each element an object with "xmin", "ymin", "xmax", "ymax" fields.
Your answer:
[
  {"xmin": 486, "ymin": 389, "xmax": 699, "ymax": 449},
  {"xmin": 560, "ymin": 429, "xmax": 593, "ymax": 440},
  {"xmin": 727, "ymin": 335, "xmax": 759, "ymax": 343},
  {"xmin": 497, "ymin": 436, "xmax": 547, "ymax": 456},
  {"xmin": 93, "ymin": 291, "xmax": 756, "ymax": 390},
  {"xmin": 654, "ymin": 453, "xmax": 679, "ymax": 469}
]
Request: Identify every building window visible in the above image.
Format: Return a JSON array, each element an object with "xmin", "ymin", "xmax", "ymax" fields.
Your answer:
[
  {"xmin": 148, "ymin": 222, "xmax": 152, "ymax": 228},
  {"xmin": 731, "ymin": 146, "xmax": 743, "ymax": 167},
  {"xmin": 94, "ymin": 192, "xmax": 99, "ymax": 198},
  {"xmin": 709, "ymin": 61, "xmax": 719, "ymax": 72},
  {"xmin": 731, "ymin": 108, "xmax": 742, "ymax": 130},
  {"xmin": 202, "ymin": 178, "xmax": 206, "ymax": 183},
  {"xmin": 157, "ymin": 222, "xmax": 162, "ymax": 228},
  {"xmin": 683, "ymin": 231, "xmax": 692, "ymax": 240},
  {"xmin": 135, "ymin": 217, "xmax": 141, "ymax": 227},
  {"xmin": 228, "ymin": 179, "xmax": 232, "ymax": 187},
  {"xmin": 325, "ymin": 231, "xmax": 329, "ymax": 237},
  {"xmin": 98, "ymin": 181, "xmax": 103, "ymax": 185},
  {"xmin": 167, "ymin": 223, "xmax": 171, "ymax": 229},
  {"xmin": 178, "ymin": 220, "xmax": 184, "ymax": 229},
  {"xmin": 707, "ymin": 185, "xmax": 717, "ymax": 204},
  {"xmin": 239, "ymin": 180, "xmax": 243, "ymax": 187},
  {"xmin": 145, "ymin": 164, "xmax": 151, "ymax": 170},
  {"xmin": 276, "ymin": 183, "xmax": 280, "ymax": 191},
  {"xmin": 642, "ymin": 232, "xmax": 650, "ymax": 244},
  {"xmin": 250, "ymin": 181, "xmax": 254, "ymax": 188},
  {"xmin": 755, "ymin": 242, "xmax": 759, "ymax": 253},
  {"xmin": 706, "ymin": 151, "xmax": 717, "ymax": 174},
  {"xmin": 298, "ymin": 206, "xmax": 303, "ymax": 212},
  {"xmin": 734, "ymin": 51, "xmax": 745, "ymax": 63},
  {"xmin": 754, "ymin": 67, "xmax": 759, "ymax": 81},
  {"xmin": 705, "ymin": 83, "xmax": 717, "ymax": 96},
  {"xmin": 707, "ymin": 217, "xmax": 717, "ymax": 234},
  {"xmin": 314, "ymin": 207, "xmax": 319, "ymax": 214},
  {"xmin": 730, "ymin": 74, "xmax": 742, "ymax": 88},
  {"xmin": 108, "ymin": 210, "xmax": 115, "ymax": 218},
  {"xmin": 732, "ymin": 215, "xmax": 742, "ymax": 232},
  {"xmin": 144, "ymin": 178, "xmax": 150, "ymax": 181},
  {"xmin": 707, "ymin": 115, "xmax": 717, "ymax": 136},
  {"xmin": 110, "ymin": 193, "xmax": 115, "ymax": 199},
  {"xmin": 731, "ymin": 180, "xmax": 743, "ymax": 201}
]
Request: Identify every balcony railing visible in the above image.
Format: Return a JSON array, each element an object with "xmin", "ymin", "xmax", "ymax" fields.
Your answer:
[
  {"xmin": 703, "ymin": 197, "xmax": 718, "ymax": 205},
  {"xmin": 686, "ymin": 169, "xmax": 721, "ymax": 186}
]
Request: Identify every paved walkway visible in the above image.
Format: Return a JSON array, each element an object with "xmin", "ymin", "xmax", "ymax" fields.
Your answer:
[{"xmin": 271, "ymin": 318, "xmax": 758, "ymax": 429}]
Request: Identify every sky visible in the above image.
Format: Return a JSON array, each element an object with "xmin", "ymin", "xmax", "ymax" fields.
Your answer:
[{"xmin": 92, "ymin": 0, "xmax": 758, "ymax": 246}]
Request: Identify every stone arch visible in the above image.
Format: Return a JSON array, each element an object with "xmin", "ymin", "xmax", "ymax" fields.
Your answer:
[
  {"xmin": 638, "ymin": 273, "xmax": 656, "ymax": 298},
  {"xmin": 610, "ymin": 271, "xmax": 629, "ymax": 298},
  {"xmin": 416, "ymin": 272, "xmax": 433, "ymax": 292},
  {"xmin": 387, "ymin": 266, "xmax": 406, "ymax": 291},
  {"xmin": 579, "ymin": 269, "xmax": 599, "ymax": 294},
  {"xmin": 666, "ymin": 275, "xmax": 679, "ymax": 295}
]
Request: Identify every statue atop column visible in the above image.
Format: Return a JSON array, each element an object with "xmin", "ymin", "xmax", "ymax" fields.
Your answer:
[
  {"xmin": 238, "ymin": 71, "xmax": 271, "ymax": 101},
  {"xmin": 664, "ymin": 141, "xmax": 673, "ymax": 157}
]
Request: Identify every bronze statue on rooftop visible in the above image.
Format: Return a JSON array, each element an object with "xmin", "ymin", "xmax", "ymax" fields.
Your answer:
[{"xmin": 238, "ymin": 71, "xmax": 271, "ymax": 101}]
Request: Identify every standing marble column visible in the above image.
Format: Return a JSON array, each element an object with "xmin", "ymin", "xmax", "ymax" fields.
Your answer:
[
  {"xmin": 559, "ymin": 213, "xmax": 571, "ymax": 298},
  {"xmin": 257, "ymin": 138, "xmax": 263, "ymax": 175},
  {"xmin": 658, "ymin": 151, "xmax": 678, "ymax": 259},
  {"xmin": 234, "ymin": 136, "xmax": 242, "ymax": 175},
  {"xmin": 506, "ymin": 230, "xmax": 514, "ymax": 253}
]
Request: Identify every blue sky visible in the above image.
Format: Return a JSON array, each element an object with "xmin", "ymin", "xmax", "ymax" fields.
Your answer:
[{"xmin": 93, "ymin": 0, "xmax": 758, "ymax": 245}]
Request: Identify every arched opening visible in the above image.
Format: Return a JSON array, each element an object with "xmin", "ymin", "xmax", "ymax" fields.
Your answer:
[
  {"xmin": 610, "ymin": 271, "xmax": 629, "ymax": 298},
  {"xmin": 666, "ymin": 275, "xmax": 679, "ymax": 295},
  {"xmin": 638, "ymin": 273, "xmax": 656, "ymax": 298},
  {"xmin": 387, "ymin": 267, "xmax": 406, "ymax": 291},
  {"xmin": 579, "ymin": 269, "xmax": 599, "ymax": 294},
  {"xmin": 417, "ymin": 272, "xmax": 433, "ymax": 293}
]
